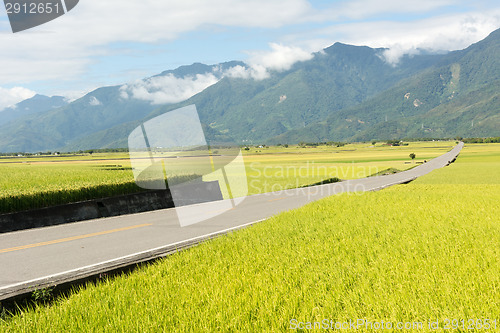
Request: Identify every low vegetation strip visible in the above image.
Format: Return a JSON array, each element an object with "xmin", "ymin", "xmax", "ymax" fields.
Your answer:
[
  {"xmin": 0, "ymin": 162, "xmax": 142, "ymax": 214},
  {"xmin": 0, "ymin": 143, "xmax": 498, "ymax": 331},
  {"xmin": 0, "ymin": 181, "xmax": 142, "ymax": 214}
]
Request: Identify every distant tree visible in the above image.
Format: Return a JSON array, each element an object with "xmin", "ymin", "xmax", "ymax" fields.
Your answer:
[
  {"xmin": 409, "ymin": 153, "xmax": 416, "ymax": 160},
  {"xmin": 284, "ymin": 144, "xmax": 289, "ymax": 148},
  {"xmin": 372, "ymin": 141, "xmax": 376, "ymax": 145},
  {"xmin": 463, "ymin": 137, "xmax": 500, "ymax": 144},
  {"xmin": 328, "ymin": 141, "xmax": 345, "ymax": 147}
]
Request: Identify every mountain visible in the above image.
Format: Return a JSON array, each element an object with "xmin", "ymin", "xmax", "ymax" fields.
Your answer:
[
  {"xmin": 146, "ymin": 44, "xmax": 443, "ymax": 142},
  {"xmin": 0, "ymin": 94, "xmax": 68, "ymax": 127},
  {"xmin": 0, "ymin": 62, "xmax": 241, "ymax": 153},
  {"xmin": 1, "ymin": 28, "xmax": 499, "ymax": 152},
  {"xmin": 0, "ymin": 86, "xmax": 160, "ymax": 153},
  {"xmin": 62, "ymin": 44, "xmax": 444, "ymax": 150},
  {"xmin": 154, "ymin": 61, "xmax": 246, "ymax": 78},
  {"xmin": 271, "ymin": 28, "xmax": 500, "ymax": 143}
]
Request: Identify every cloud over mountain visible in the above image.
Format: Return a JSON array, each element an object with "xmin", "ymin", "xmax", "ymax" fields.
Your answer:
[
  {"xmin": 120, "ymin": 73, "xmax": 220, "ymax": 104},
  {"xmin": 0, "ymin": 87, "xmax": 36, "ymax": 111},
  {"xmin": 225, "ymin": 43, "xmax": 314, "ymax": 79}
]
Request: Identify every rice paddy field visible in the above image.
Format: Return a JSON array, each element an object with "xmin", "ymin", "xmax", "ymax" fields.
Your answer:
[
  {"xmin": 0, "ymin": 141, "xmax": 454, "ymax": 214},
  {"xmin": 0, "ymin": 142, "xmax": 499, "ymax": 332},
  {"xmin": 243, "ymin": 141, "xmax": 454, "ymax": 193},
  {"xmin": 0, "ymin": 152, "xmax": 137, "ymax": 213}
]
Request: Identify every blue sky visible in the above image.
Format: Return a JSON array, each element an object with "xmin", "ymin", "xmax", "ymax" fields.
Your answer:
[{"xmin": 0, "ymin": 0, "xmax": 500, "ymax": 109}]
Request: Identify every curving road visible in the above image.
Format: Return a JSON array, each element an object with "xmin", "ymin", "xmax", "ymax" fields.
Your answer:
[{"xmin": 0, "ymin": 143, "xmax": 463, "ymax": 301}]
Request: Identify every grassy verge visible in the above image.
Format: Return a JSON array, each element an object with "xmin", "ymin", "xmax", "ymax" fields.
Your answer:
[
  {"xmin": 0, "ymin": 162, "xmax": 141, "ymax": 214},
  {"xmin": 0, "ymin": 143, "xmax": 498, "ymax": 331}
]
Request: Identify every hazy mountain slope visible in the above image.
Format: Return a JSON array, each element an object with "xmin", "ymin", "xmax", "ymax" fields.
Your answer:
[
  {"xmin": 60, "ymin": 75, "xmax": 277, "ymax": 150},
  {"xmin": 0, "ymin": 94, "xmax": 67, "ymax": 127},
  {"xmin": 154, "ymin": 61, "xmax": 245, "ymax": 77},
  {"xmin": 62, "ymin": 116, "xmax": 234, "ymax": 151},
  {"xmin": 0, "ymin": 62, "xmax": 240, "ymax": 153},
  {"xmin": 0, "ymin": 86, "xmax": 159, "ymax": 152}
]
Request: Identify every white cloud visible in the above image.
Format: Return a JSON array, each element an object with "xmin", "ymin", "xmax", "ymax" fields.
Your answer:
[
  {"xmin": 121, "ymin": 41, "xmax": 314, "ymax": 104},
  {"xmin": 121, "ymin": 42, "xmax": 314, "ymax": 104},
  {"xmin": 0, "ymin": 86, "xmax": 36, "ymax": 111},
  {"xmin": 224, "ymin": 64, "xmax": 268, "ymax": 80},
  {"xmin": 0, "ymin": 0, "xmax": 499, "ymax": 90},
  {"xmin": 304, "ymin": 10, "xmax": 500, "ymax": 64},
  {"xmin": 221, "ymin": 65, "xmax": 249, "ymax": 79},
  {"xmin": 248, "ymin": 43, "xmax": 314, "ymax": 72},
  {"xmin": 120, "ymin": 73, "xmax": 219, "ymax": 104},
  {"xmin": 225, "ymin": 43, "xmax": 314, "ymax": 79},
  {"xmin": 381, "ymin": 13, "xmax": 500, "ymax": 64},
  {"xmin": 88, "ymin": 96, "xmax": 102, "ymax": 106},
  {"xmin": 328, "ymin": 0, "xmax": 456, "ymax": 21},
  {"xmin": 0, "ymin": 0, "xmax": 315, "ymax": 85}
]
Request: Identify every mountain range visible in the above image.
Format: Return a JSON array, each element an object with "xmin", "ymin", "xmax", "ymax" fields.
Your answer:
[
  {"xmin": 1, "ymin": 28, "xmax": 499, "ymax": 153},
  {"xmin": 0, "ymin": 95, "xmax": 68, "ymax": 127}
]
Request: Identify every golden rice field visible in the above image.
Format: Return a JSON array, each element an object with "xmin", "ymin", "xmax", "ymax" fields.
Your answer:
[
  {"xmin": 0, "ymin": 143, "xmax": 498, "ymax": 332},
  {"xmin": 0, "ymin": 141, "xmax": 455, "ymax": 214},
  {"xmin": 243, "ymin": 141, "xmax": 455, "ymax": 193}
]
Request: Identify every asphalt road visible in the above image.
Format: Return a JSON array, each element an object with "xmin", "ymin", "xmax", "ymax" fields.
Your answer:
[{"xmin": 0, "ymin": 143, "xmax": 463, "ymax": 300}]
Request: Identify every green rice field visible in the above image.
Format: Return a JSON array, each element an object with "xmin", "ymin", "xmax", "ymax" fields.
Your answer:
[{"xmin": 0, "ymin": 143, "xmax": 498, "ymax": 332}]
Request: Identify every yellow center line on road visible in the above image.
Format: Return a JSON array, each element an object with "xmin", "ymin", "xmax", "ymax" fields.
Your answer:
[
  {"xmin": 267, "ymin": 197, "xmax": 287, "ymax": 202},
  {"xmin": 0, "ymin": 223, "xmax": 153, "ymax": 254}
]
